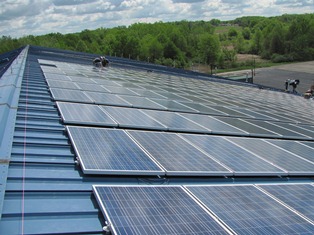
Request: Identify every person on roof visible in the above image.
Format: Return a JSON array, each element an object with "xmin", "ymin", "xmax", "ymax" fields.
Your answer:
[
  {"xmin": 304, "ymin": 84, "xmax": 314, "ymax": 99},
  {"xmin": 285, "ymin": 79, "xmax": 300, "ymax": 93},
  {"xmin": 93, "ymin": 56, "xmax": 110, "ymax": 67}
]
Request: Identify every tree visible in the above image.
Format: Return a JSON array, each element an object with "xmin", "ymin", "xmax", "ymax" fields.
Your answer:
[{"xmin": 198, "ymin": 34, "xmax": 220, "ymax": 65}]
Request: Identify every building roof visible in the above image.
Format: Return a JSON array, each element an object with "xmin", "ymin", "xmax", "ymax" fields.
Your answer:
[{"xmin": 0, "ymin": 45, "xmax": 314, "ymax": 234}]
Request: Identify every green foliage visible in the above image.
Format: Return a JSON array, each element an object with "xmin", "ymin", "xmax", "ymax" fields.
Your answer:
[{"xmin": 1, "ymin": 13, "xmax": 313, "ymax": 69}]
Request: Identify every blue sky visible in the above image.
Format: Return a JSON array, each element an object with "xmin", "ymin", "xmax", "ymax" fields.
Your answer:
[{"xmin": 1, "ymin": 0, "xmax": 313, "ymax": 38}]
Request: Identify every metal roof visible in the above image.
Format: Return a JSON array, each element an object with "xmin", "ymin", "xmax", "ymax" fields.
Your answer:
[{"xmin": 0, "ymin": 45, "xmax": 313, "ymax": 235}]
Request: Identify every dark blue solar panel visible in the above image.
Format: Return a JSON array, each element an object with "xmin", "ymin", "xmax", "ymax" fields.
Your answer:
[
  {"xmin": 181, "ymin": 134, "xmax": 285, "ymax": 176},
  {"xmin": 93, "ymin": 186, "xmax": 230, "ymax": 235},
  {"xmin": 186, "ymin": 185, "xmax": 314, "ymax": 234},
  {"xmin": 67, "ymin": 127, "xmax": 164, "ymax": 175},
  {"xmin": 259, "ymin": 184, "xmax": 314, "ymax": 223},
  {"xmin": 128, "ymin": 131, "xmax": 231, "ymax": 176}
]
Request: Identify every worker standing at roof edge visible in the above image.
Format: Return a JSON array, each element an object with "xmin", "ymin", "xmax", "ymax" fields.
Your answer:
[
  {"xmin": 93, "ymin": 56, "xmax": 110, "ymax": 67},
  {"xmin": 304, "ymin": 84, "xmax": 314, "ymax": 99},
  {"xmin": 285, "ymin": 79, "xmax": 300, "ymax": 93}
]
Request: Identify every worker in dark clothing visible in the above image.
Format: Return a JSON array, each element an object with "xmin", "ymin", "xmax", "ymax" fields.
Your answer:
[
  {"xmin": 285, "ymin": 79, "xmax": 300, "ymax": 93},
  {"xmin": 93, "ymin": 56, "xmax": 109, "ymax": 67}
]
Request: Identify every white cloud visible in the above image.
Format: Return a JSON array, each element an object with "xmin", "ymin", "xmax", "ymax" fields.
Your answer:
[{"xmin": 0, "ymin": 0, "xmax": 313, "ymax": 38}]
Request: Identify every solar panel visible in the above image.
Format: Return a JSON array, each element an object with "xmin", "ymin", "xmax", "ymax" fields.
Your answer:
[
  {"xmin": 149, "ymin": 98, "xmax": 197, "ymax": 112},
  {"xmin": 102, "ymin": 106, "xmax": 167, "ymax": 130},
  {"xmin": 128, "ymin": 131, "xmax": 231, "ymax": 176},
  {"xmin": 43, "ymin": 73, "xmax": 71, "ymax": 81},
  {"xmin": 50, "ymin": 88, "xmax": 94, "ymax": 103},
  {"xmin": 143, "ymin": 110, "xmax": 210, "ymax": 133},
  {"xmin": 179, "ymin": 113, "xmax": 248, "ymax": 135},
  {"xmin": 181, "ymin": 134, "xmax": 286, "ymax": 176},
  {"xmin": 215, "ymin": 117, "xmax": 281, "ymax": 137},
  {"xmin": 228, "ymin": 137, "xmax": 314, "ymax": 175},
  {"xmin": 84, "ymin": 91, "xmax": 131, "ymax": 106},
  {"xmin": 118, "ymin": 95, "xmax": 167, "ymax": 109},
  {"xmin": 75, "ymin": 83, "xmax": 109, "ymax": 93},
  {"xmin": 46, "ymin": 80, "xmax": 81, "ymax": 90},
  {"xmin": 67, "ymin": 126, "xmax": 164, "ymax": 175},
  {"xmin": 175, "ymin": 101, "xmax": 228, "ymax": 115},
  {"xmin": 93, "ymin": 185, "xmax": 231, "ymax": 235},
  {"xmin": 57, "ymin": 102, "xmax": 117, "ymax": 127},
  {"xmin": 258, "ymin": 184, "xmax": 314, "ymax": 223},
  {"xmin": 186, "ymin": 185, "xmax": 314, "ymax": 234},
  {"xmin": 246, "ymin": 120, "xmax": 311, "ymax": 139},
  {"xmin": 273, "ymin": 122, "xmax": 314, "ymax": 139},
  {"xmin": 265, "ymin": 139, "xmax": 314, "ymax": 164}
]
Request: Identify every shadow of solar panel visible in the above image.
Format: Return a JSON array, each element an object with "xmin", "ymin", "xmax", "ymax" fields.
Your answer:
[
  {"xmin": 93, "ymin": 185, "xmax": 231, "ymax": 235},
  {"xmin": 258, "ymin": 184, "xmax": 314, "ymax": 223},
  {"xmin": 128, "ymin": 131, "xmax": 231, "ymax": 176},
  {"xmin": 142, "ymin": 110, "xmax": 210, "ymax": 133},
  {"xmin": 84, "ymin": 91, "xmax": 131, "ymax": 106},
  {"xmin": 57, "ymin": 102, "xmax": 117, "ymax": 127},
  {"xmin": 102, "ymin": 106, "xmax": 167, "ymax": 130},
  {"xmin": 181, "ymin": 134, "xmax": 286, "ymax": 176},
  {"xmin": 50, "ymin": 88, "xmax": 93, "ymax": 103},
  {"xmin": 179, "ymin": 113, "xmax": 248, "ymax": 135},
  {"xmin": 67, "ymin": 127, "xmax": 164, "ymax": 175},
  {"xmin": 186, "ymin": 185, "xmax": 314, "ymax": 234},
  {"xmin": 228, "ymin": 137, "xmax": 314, "ymax": 175}
]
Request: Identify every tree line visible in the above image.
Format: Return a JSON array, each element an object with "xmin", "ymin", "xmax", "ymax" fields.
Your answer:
[{"xmin": 1, "ymin": 13, "xmax": 313, "ymax": 69}]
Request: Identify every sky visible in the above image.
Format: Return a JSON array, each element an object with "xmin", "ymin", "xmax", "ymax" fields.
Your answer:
[{"xmin": 1, "ymin": 0, "xmax": 313, "ymax": 38}]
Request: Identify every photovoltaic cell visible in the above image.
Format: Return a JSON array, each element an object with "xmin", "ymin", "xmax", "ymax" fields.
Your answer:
[
  {"xmin": 93, "ymin": 185, "xmax": 230, "ymax": 235},
  {"xmin": 102, "ymin": 106, "xmax": 167, "ymax": 130},
  {"xmin": 67, "ymin": 127, "xmax": 164, "ymax": 175},
  {"xmin": 50, "ymin": 88, "xmax": 94, "ymax": 103},
  {"xmin": 258, "ymin": 184, "xmax": 314, "ymax": 223},
  {"xmin": 186, "ymin": 185, "xmax": 314, "ymax": 234},
  {"xmin": 181, "ymin": 134, "xmax": 285, "ymax": 176},
  {"xmin": 57, "ymin": 102, "xmax": 117, "ymax": 127},
  {"xmin": 228, "ymin": 137, "xmax": 314, "ymax": 175},
  {"xmin": 128, "ymin": 131, "xmax": 231, "ymax": 176}
]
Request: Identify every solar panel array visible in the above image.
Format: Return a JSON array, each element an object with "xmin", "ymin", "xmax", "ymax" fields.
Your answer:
[
  {"xmin": 40, "ymin": 59, "xmax": 314, "ymax": 234},
  {"xmin": 93, "ymin": 184, "xmax": 314, "ymax": 235},
  {"xmin": 40, "ymin": 59, "xmax": 314, "ymax": 177}
]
